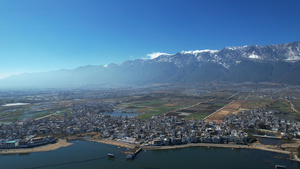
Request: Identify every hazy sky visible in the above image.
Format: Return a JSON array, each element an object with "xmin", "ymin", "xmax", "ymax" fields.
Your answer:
[{"xmin": 1, "ymin": 0, "xmax": 300, "ymax": 79}]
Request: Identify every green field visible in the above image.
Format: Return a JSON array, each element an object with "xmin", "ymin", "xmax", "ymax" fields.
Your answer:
[
  {"xmin": 292, "ymin": 100, "xmax": 300, "ymax": 112},
  {"xmin": 184, "ymin": 112, "xmax": 210, "ymax": 120},
  {"xmin": 134, "ymin": 100, "xmax": 167, "ymax": 106},
  {"xmin": 1, "ymin": 88, "xmax": 299, "ymax": 122},
  {"xmin": 268, "ymin": 102, "xmax": 292, "ymax": 113},
  {"xmin": 137, "ymin": 105, "xmax": 182, "ymax": 120},
  {"xmin": 122, "ymin": 96, "xmax": 203, "ymax": 120},
  {"xmin": 213, "ymin": 103, "xmax": 227, "ymax": 107},
  {"xmin": 0, "ymin": 108, "xmax": 70, "ymax": 122},
  {"xmin": 241, "ymin": 100, "xmax": 270, "ymax": 109}
]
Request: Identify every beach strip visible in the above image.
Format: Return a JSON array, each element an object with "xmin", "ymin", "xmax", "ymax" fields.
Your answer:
[
  {"xmin": 77, "ymin": 138, "xmax": 136, "ymax": 149},
  {"xmin": 0, "ymin": 139, "xmax": 73, "ymax": 155},
  {"xmin": 0, "ymin": 137, "xmax": 298, "ymax": 162},
  {"xmin": 141, "ymin": 143, "xmax": 291, "ymax": 155}
]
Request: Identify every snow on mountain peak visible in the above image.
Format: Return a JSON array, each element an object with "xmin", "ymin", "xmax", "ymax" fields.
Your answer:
[
  {"xmin": 286, "ymin": 55, "xmax": 300, "ymax": 61},
  {"xmin": 225, "ymin": 46, "xmax": 246, "ymax": 50},
  {"xmin": 225, "ymin": 47, "xmax": 237, "ymax": 50},
  {"xmin": 248, "ymin": 54, "xmax": 260, "ymax": 59},
  {"xmin": 247, "ymin": 51, "xmax": 260, "ymax": 59},
  {"xmin": 180, "ymin": 49, "xmax": 219, "ymax": 55},
  {"xmin": 147, "ymin": 52, "xmax": 172, "ymax": 59},
  {"xmin": 143, "ymin": 42, "xmax": 300, "ymax": 67}
]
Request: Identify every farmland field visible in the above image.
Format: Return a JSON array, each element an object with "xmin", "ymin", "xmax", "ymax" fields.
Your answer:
[
  {"xmin": 2, "ymin": 85, "xmax": 300, "ymax": 123},
  {"xmin": 205, "ymin": 100, "xmax": 244, "ymax": 123}
]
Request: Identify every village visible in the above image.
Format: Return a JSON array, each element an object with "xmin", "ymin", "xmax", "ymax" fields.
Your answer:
[{"xmin": 0, "ymin": 99, "xmax": 300, "ymax": 149}]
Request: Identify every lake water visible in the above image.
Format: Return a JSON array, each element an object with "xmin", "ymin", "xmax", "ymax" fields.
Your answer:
[
  {"xmin": 259, "ymin": 138, "xmax": 292, "ymax": 145},
  {"xmin": 0, "ymin": 140, "xmax": 299, "ymax": 169}
]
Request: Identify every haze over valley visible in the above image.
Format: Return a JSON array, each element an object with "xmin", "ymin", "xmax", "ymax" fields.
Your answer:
[{"xmin": 1, "ymin": 41, "xmax": 300, "ymax": 89}]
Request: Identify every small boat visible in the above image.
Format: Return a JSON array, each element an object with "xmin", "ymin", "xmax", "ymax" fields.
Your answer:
[
  {"xmin": 107, "ymin": 153, "xmax": 115, "ymax": 158},
  {"xmin": 126, "ymin": 154, "xmax": 134, "ymax": 159},
  {"xmin": 275, "ymin": 165, "xmax": 286, "ymax": 169}
]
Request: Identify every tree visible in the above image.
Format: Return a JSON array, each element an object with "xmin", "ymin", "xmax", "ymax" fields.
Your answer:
[
  {"xmin": 247, "ymin": 133, "xmax": 257, "ymax": 144},
  {"xmin": 258, "ymin": 122, "xmax": 267, "ymax": 129}
]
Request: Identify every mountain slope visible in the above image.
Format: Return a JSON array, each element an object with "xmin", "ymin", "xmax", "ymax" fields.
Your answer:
[{"xmin": 1, "ymin": 41, "xmax": 300, "ymax": 89}]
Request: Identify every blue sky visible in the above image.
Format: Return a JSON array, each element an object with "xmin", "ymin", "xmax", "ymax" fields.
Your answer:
[{"xmin": 1, "ymin": 0, "xmax": 300, "ymax": 79}]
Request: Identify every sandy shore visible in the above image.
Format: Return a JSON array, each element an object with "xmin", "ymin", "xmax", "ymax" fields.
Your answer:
[
  {"xmin": 78, "ymin": 138, "xmax": 136, "ymax": 149},
  {"xmin": 141, "ymin": 143, "xmax": 290, "ymax": 154},
  {"xmin": 141, "ymin": 142, "xmax": 300, "ymax": 162},
  {"xmin": 84, "ymin": 137, "xmax": 295, "ymax": 158},
  {"xmin": 1, "ymin": 137, "xmax": 299, "ymax": 162},
  {"xmin": 0, "ymin": 139, "xmax": 73, "ymax": 155}
]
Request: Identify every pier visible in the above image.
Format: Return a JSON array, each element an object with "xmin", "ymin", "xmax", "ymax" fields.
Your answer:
[{"xmin": 126, "ymin": 147, "xmax": 142, "ymax": 159}]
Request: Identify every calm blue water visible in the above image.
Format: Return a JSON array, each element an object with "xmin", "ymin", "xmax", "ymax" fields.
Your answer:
[
  {"xmin": 0, "ymin": 141, "xmax": 299, "ymax": 169},
  {"xmin": 259, "ymin": 138, "xmax": 292, "ymax": 145}
]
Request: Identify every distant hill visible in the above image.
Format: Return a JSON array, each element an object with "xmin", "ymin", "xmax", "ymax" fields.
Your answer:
[{"xmin": 1, "ymin": 41, "xmax": 300, "ymax": 89}]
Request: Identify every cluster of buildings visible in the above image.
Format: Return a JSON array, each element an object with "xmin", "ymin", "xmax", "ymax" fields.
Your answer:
[
  {"xmin": 101, "ymin": 114, "xmax": 249, "ymax": 146},
  {"xmin": 0, "ymin": 102, "xmax": 249, "ymax": 148},
  {"xmin": 1, "ymin": 100, "xmax": 300, "ymax": 149},
  {"xmin": 0, "ymin": 136, "xmax": 55, "ymax": 149},
  {"xmin": 224, "ymin": 108, "xmax": 300, "ymax": 138},
  {"xmin": 138, "ymin": 115, "xmax": 249, "ymax": 146}
]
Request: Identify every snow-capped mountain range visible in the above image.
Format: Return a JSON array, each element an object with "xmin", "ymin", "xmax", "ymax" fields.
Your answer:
[
  {"xmin": 1, "ymin": 41, "xmax": 300, "ymax": 89},
  {"xmin": 149, "ymin": 41, "xmax": 300, "ymax": 68}
]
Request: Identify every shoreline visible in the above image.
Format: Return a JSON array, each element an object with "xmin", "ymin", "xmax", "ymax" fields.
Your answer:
[
  {"xmin": 0, "ymin": 139, "xmax": 73, "ymax": 155},
  {"xmin": 70, "ymin": 137, "xmax": 136, "ymax": 149},
  {"xmin": 141, "ymin": 143, "xmax": 291, "ymax": 154},
  {"xmin": 1, "ymin": 137, "xmax": 299, "ymax": 162},
  {"xmin": 72, "ymin": 137, "xmax": 298, "ymax": 159},
  {"xmin": 84, "ymin": 138, "xmax": 300, "ymax": 162},
  {"xmin": 141, "ymin": 142, "xmax": 300, "ymax": 162}
]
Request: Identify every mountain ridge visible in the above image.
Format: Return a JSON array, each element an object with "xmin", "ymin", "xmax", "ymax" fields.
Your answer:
[
  {"xmin": 1, "ymin": 41, "xmax": 300, "ymax": 89},
  {"xmin": 151, "ymin": 41, "xmax": 300, "ymax": 68}
]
